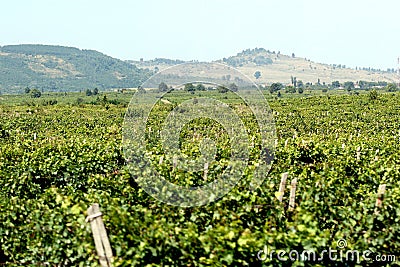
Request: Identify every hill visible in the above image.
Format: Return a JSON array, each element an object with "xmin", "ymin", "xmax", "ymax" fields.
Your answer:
[
  {"xmin": 0, "ymin": 44, "xmax": 151, "ymax": 93},
  {"xmin": 132, "ymin": 48, "xmax": 398, "ymax": 86},
  {"xmin": 1, "ymin": 45, "xmax": 398, "ymax": 94}
]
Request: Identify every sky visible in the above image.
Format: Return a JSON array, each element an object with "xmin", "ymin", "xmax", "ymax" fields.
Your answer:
[{"xmin": 1, "ymin": 0, "xmax": 399, "ymax": 70}]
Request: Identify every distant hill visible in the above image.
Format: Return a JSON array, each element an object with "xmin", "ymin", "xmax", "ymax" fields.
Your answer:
[
  {"xmin": 1, "ymin": 45, "xmax": 398, "ymax": 94},
  {"xmin": 132, "ymin": 48, "xmax": 398, "ymax": 85},
  {"xmin": 0, "ymin": 44, "xmax": 151, "ymax": 93}
]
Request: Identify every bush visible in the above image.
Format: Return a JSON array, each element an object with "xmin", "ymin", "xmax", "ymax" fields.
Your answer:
[
  {"xmin": 369, "ymin": 89, "xmax": 378, "ymax": 100},
  {"xmin": 386, "ymin": 83, "xmax": 398, "ymax": 92},
  {"xmin": 30, "ymin": 88, "xmax": 42, "ymax": 98},
  {"xmin": 41, "ymin": 99, "xmax": 58, "ymax": 106}
]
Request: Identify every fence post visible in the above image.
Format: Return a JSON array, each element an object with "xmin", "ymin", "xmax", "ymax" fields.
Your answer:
[
  {"xmin": 375, "ymin": 184, "xmax": 386, "ymax": 209},
  {"xmin": 203, "ymin": 162, "xmax": 209, "ymax": 181},
  {"xmin": 288, "ymin": 178, "xmax": 298, "ymax": 211},
  {"xmin": 277, "ymin": 172, "xmax": 288, "ymax": 202},
  {"xmin": 172, "ymin": 156, "xmax": 178, "ymax": 170},
  {"xmin": 86, "ymin": 203, "xmax": 113, "ymax": 267}
]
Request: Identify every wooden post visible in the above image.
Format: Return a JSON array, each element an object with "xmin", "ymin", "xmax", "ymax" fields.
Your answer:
[
  {"xmin": 86, "ymin": 204, "xmax": 113, "ymax": 267},
  {"xmin": 172, "ymin": 156, "xmax": 177, "ymax": 170},
  {"xmin": 203, "ymin": 162, "xmax": 209, "ymax": 181},
  {"xmin": 284, "ymin": 138, "xmax": 289, "ymax": 147},
  {"xmin": 375, "ymin": 149, "xmax": 379, "ymax": 161},
  {"xmin": 375, "ymin": 184, "xmax": 386, "ymax": 208},
  {"xmin": 288, "ymin": 178, "xmax": 297, "ymax": 211},
  {"xmin": 277, "ymin": 172, "xmax": 288, "ymax": 202}
]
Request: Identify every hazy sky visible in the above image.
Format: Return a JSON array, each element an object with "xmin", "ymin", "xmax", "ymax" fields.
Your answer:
[{"xmin": 1, "ymin": 0, "xmax": 399, "ymax": 69}]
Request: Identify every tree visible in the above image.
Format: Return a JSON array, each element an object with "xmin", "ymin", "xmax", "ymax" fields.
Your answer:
[
  {"xmin": 158, "ymin": 82, "xmax": 169, "ymax": 92},
  {"xmin": 228, "ymin": 83, "xmax": 239, "ymax": 92},
  {"xmin": 344, "ymin": 81, "xmax": 354, "ymax": 91},
  {"xmin": 297, "ymin": 80, "xmax": 304, "ymax": 88},
  {"xmin": 25, "ymin": 87, "xmax": 31, "ymax": 94},
  {"xmin": 93, "ymin": 88, "xmax": 99, "ymax": 95},
  {"xmin": 298, "ymin": 87, "xmax": 304, "ymax": 94},
  {"xmin": 285, "ymin": 86, "xmax": 296, "ymax": 93},
  {"xmin": 184, "ymin": 83, "xmax": 195, "ymax": 92},
  {"xmin": 30, "ymin": 88, "xmax": 41, "ymax": 98},
  {"xmin": 254, "ymin": 71, "xmax": 261, "ymax": 79},
  {"xmin": 195, "ymin": 84, "xmax": 206, "ymax": 91},
  {"xmin": 102, "ymin": 94, "xmax": 108, "ymax": 104},
  {"xmin": 291, "ymin": 76, "xmax": 297, "ymax": 87},
  {"xmin": 270, "ymin": 83, "xmax": 283, "ymax": 93},
  {"xmin": 137, "ymin": 85, "xmax": 146, "ymax": 94},
  {"xmin": 386, "ymin": 83, "xmax": 398, "ymax": 92},
  {"xmin": 86, "ymin": 89, "xmax": 93, "ymax": 96},
  {"xmin": 217, "ymin": 85, "xmax": 228, "ymax": 93},
  {"xmin": 332, "ymin": 81, "xmax": 340, "ymax": 88},
  {"xmin": 292, "ymin": 53, "xmax": 295, "ymax": 58}
]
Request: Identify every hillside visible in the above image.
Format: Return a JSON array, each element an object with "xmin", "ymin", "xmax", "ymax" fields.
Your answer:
[
  {"xmin": 1, "ymin": 45, "xmax": 398, "ymax": 94},
  {"xmin": 0, "ymin": 44, "xmax": 151, "ymax": 93},
  {"xmin": 132, "ymin": 48, "xmax": 398, "ymax": 85}
]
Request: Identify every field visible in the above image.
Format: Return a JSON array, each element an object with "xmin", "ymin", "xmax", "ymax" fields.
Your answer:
[{"xmin": 0, "ymin": 89, "xmax": 400, "ymax": 266}]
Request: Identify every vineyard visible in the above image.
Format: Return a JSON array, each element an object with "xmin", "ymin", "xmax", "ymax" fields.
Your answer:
[{"xmin": 0, "ymin": 90, "xmax": 400, "ymax": 266}]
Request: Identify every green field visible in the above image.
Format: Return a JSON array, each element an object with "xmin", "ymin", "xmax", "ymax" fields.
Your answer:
[{"xmin": 0, "ymin": 89, "xmax": 399, "ymax": 266}]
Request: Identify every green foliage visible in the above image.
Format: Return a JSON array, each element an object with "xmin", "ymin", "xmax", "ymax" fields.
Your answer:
[
  {"xmin": 359, "ymin": 80, "xmax": 388, "ymax": 89},
  {"xmin": 228, "ymin": 83, "xmax": 238, "ymax": 92},
  {"xmin": 386, "ymin": 83, "xmax": 398, "ymax": 92},
  {"xmin": 0, "ymin": 44, "xmax": 151, "ymax": 93},
  {"xmin": 297, "ymin": 80, "xmax": 304, "ymax": 88},
  {"xmin": 41, "ymin": 99, "xmax": 58, "ymax": 106},
  {"xmin": 184, "ymin": 83, "xmax": 195, "ymax": 92},
  {"xmin": 332, "ymin": 81, "xmax": 341, "ymax": 88},
  {"xmin": 137, "ymin": 86, "xmax": 146, "ymax": 94},
  {"xmin": 270, "ymin": 83, "xmax": 283, "ymax": 93},
  {"xmin": 254, "ymin": 71, "xmax": 261, "ymax": 79},
  {"xmin": 344, "ymin": 81, "xmax": 355, "ymax": 91},
  {"xmin": 0, "ymin": 91, "xmax": 400, "ymax": 265},
  {"xmin": 158, "ymin": 82, "xmax": 169, "ymax": 92},
  {"xmin": 369, "ymin": 89, "xmax": 378, "ymax": 100},
  {"xmin": 85, "ymin": 89, "xmax": 93, "ymax": 96},
  {"xmin": 222, "ymin": 48, "xmax": 273, "ymax": 67},
  {"xmin": 217, "ymin": 85, "xmax": 229, "ymax": 93},
  {"xmin": 195, "ymin": 83, "xmax": 206, "ymax": 91},
  {"xmin": 30, "ymin": 88, "xmax": 42, "ymax": 98},
  {"xmin": 285, "ymin": 86, "xmax": 296, "ymax": 93}
]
